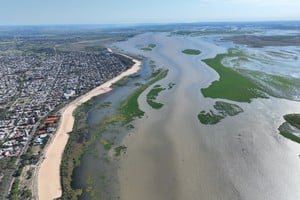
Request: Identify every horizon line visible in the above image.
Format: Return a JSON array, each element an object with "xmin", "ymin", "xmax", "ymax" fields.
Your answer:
[{"xmin": 0, "ymin": 19, "xmax": 300, "ymax": 27}]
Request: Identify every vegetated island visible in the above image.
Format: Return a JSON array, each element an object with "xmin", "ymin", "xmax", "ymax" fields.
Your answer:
[
  {"xmin": 61, "ymin": 69, "xmax": 168, "ymax": 199},
  {"xmin": 198, "ymin": 101, "xmax": 243, "ymax": 125},
  {"xmin": 141, "ymin": 43, "xmax": 156, "ymax": 51},
  {"xmin": 221, "ymin": 48, "xmax": 300, "ymax": 101},
  {"xmin": 201, "ymin": 52, "xmax": 268, "ymax": 103},
  {"xmin": 182, "ymin": 49, "xmax": 201, "ymax": 55},
  {"xmin": 146, "ymin": 85, "xmax": 166, "ymax": 109},
  {"xmin": 168, "ymin": 82, "xmax": 176, "ymax": 89},
  {"xmin": 278, "ymin": 114, "xmax": 300, "ymax": 144}
]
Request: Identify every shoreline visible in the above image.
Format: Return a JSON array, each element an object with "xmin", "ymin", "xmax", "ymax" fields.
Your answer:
[{"xmin": 37, "ymin": 54, "xmax": 141, "ymax": 200}]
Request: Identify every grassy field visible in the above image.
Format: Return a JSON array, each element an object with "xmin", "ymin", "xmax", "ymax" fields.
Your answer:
[
  {"xmin": 201, "ymin": 53, "xmax": 267, "ymax": 102},
  {"xmin": 146, "ymin": 85, "xmax": 166, "ymax": 109},
  {"xmin": 182, "ymin": 49, "xmax": 201, "ymax": 55}
]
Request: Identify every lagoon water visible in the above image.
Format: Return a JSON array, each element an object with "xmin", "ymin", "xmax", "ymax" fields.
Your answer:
[{"xmin": 71, "ymin": 61, "xmax": 152, "ymax": 200}]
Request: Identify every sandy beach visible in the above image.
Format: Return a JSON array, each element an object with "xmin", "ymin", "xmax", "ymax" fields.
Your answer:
[{"xmin": 37, "ymin": 55, "xmax": 141, "ymax": 200}]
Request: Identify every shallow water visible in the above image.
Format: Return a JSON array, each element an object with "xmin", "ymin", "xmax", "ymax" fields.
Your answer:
[
  {"xmin": 71, "ymin": 61, "xmax": 152, "ymax": 200},
  {"xmin": 72, "ymin": 32, "xmax": 300, "ymax": 200},
  {"xmin": 115, "ymin": 33, "xmax": 300, "ymax": 200}
]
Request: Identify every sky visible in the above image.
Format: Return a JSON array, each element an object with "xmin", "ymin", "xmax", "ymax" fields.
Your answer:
[{"xmin": 1, "ymin": 0, "xmax": 300, "ymax": 25}]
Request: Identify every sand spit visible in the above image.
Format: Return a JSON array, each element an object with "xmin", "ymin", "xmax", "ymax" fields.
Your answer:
[
  {"xmin": 37, "ymin": 56, "xmax": 141, "ymax": 200},
  {"xmin": 115, "ymin": 33, "xmax": 300, "ymax": 200}
]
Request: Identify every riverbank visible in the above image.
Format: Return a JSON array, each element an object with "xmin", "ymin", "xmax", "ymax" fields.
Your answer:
[{"xmin": 37, "ymin": 56, "xmax": 141, "ymax": 200}]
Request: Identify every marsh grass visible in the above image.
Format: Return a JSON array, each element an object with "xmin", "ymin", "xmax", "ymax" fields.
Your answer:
[
  {"xmin": 182, "ymin": 49, "xmax": 201, "ymax": 55},
  {"xmin": 201, "ymin": 53, "xmax": 267, "ymax": 102},
  {"xmin": 146, "ymin": 85, "xmax": 166, "ymax": 109},
  {"xmin": 198, "ymin": 101, "xmax": 243, "ymax": 125},
  {"xmin": 278, "ymin": 114, "xmax": 300, "ymax": 144}
]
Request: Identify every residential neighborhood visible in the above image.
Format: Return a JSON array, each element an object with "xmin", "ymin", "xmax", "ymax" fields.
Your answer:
[{"xmin": 0, "ymin": 49, "xmax": 131, "ymax": 158}]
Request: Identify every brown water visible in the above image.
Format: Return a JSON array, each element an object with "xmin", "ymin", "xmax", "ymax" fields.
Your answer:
[{"xmin": 115, "ymin": 33, "xmax": 300, "ymax": 200}]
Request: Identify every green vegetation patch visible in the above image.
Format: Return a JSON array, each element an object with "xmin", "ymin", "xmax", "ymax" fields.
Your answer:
[
  {"xmin": 126, "ymin": 124, "xmax": 134, "ymax": 129},
  {"xmin": 209, "ymin": 48, "xmax": 300, "ymax": 102},
  {"xmin": 182, "ymin": 49, "xmax": 201, "ymax": 55},
  {"xmin": 61, "ymin": 104, "xmax": 91, "ymax": 199},
  {"xmin": 85, "ymin": 69, "xmax": 169, "ymax": 141},
  {"xmin": 146, "ymin": 85, "xmax": 166, "ymax": 109},
  {"xmin": 112, "ymin": 77, "xmax": 129, "ymax": 87},
  {"xmin": 95, "ymin": 101, "xmax": 111, "ymax": 109},
  {"xmin": 198, "ymin": 110, "xmax": 223, "ymax": 125},
  {"xmin": 278, "ymin": 114, "xmax": 300, "ymax": 144},
  {"xmin": 141, "ymin": 47, "xmax": 152, "ymax": 51},
  {"xmin": 117, "ymin": 69, "xmax": 168, "ymax": 123},
  {"xmin": 214, "ymin": 101, "xmax": 243, "ymax": 116},
  {"xmin": 198, "ymin": 101, "xmax": 243, "ymax": 125},
  {"xmin": 114, "ymin": 145, "xmax": 127, "ymax": 156},
  {"xmin": 168, "ymin": 82, "xmax": 176, "ymax": 90},
  {"xmin": 237, "ymin": 68, "xmax": 300, "ymax": 101},
  {"xmin": 284, "ymin": 114, "xmax": 300, "ymax": 129},
  {"xmin": 85, "ymin": 176, "xmax": 97, "ymax": 200},
  {"xmin": 61, "ymin": 69, "xmax": 169, "ymax": 199},
  {"xmin": 279, "ymin": 126, "xmax": 300, "ymax": 144},
  {"xmin": 10, "ymin": 179, "xmax": 20, "ymax": 200},
  {"xmin": 141, "ymin": 43, "xmax": 156, "ymax": 51},
  {"xmin": 201, "ymin": 53, "xmax": 267, "ymax": 102},
  {"xmin": 100, "ymin": 139, "xmax": 113, "ymax": 150},
  {"xmin": 148, "ymin": 44, "xmax": 156, "ymax": 48}
]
